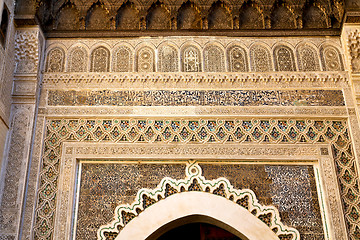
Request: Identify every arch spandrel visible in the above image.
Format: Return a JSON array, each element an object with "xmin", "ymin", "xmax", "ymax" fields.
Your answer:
[{"xmin": 98, "ymin": 162, "xmax": 300, "ymax": 240}]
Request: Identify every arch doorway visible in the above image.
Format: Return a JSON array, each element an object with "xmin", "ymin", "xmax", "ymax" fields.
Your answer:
[
  {"xmin": 147, "ymin": 215, "xmax": 244, "ymax": 240},
  {"xmin": 114, "ymin": 192, "xmax": 280, "ymax": 240},
  {"xmin": 156, "ymin": 222, "xmax": 241, "ymax": 240}
]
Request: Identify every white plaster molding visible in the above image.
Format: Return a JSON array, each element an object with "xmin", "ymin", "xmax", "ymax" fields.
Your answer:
[{"xmin": 116, "ymin": 192, "xmax": 281, "ymax": 240}]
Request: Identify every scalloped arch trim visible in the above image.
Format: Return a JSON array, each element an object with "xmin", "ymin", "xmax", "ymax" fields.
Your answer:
[{"xmin": 98, "ymin": 162, "xmax": 300, "ymax": 240}]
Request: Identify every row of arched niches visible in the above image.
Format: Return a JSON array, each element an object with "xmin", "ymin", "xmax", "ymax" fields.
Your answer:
[
  {"xmin": 38, "ymin": 0, "xmax": 344, "ymax": 31},
  {"xmin": 45, "ymin": 40, "xmax": 344, "ymax": 73}
]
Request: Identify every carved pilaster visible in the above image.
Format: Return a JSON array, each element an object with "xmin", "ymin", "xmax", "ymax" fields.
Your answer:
[
  {"xmin": 0, "ymin": 26, "xmax": 44, "ymax": 239},
  {"xmin": 342, "ymin": 25, "xmax": 360, "ymax": 112}
]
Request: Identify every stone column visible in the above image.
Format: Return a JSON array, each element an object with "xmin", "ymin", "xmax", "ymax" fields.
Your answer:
[{"xmin": 0, "ymin": 26, "xmax": 44, "ymax": 240}]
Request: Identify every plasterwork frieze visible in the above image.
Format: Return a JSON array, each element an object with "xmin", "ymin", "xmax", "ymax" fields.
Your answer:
[
  {"xmin": 41, "ymin": 72, "xmax": 349, "ymax": 88},
  {"xmin": 33, "ymin": 117, "xmax": 355, "ymax": 240},
  {"xmin": 47, "ymin": 89, "xmax": 345, "ymax": 107},
  {"xmin": 38, "ymin": 106, "xmax": 349, "ymax": 118},
  {"xmin": 44, "ymin": 37, "xmax": 345, "ymax": 74}
]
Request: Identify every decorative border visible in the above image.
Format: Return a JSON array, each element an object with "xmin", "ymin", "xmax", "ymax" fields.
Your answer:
[
  {"xmin": 47, "ymin": 89, "xmax": 345, "ymax": 107},
  {"xmin": 98, "ymin": 161, "xmax": 300, "ymax": 240},
  {"xmin": 34, "ymin": 117, "xmax": 355, "ymax": 240},
  {"xmin": 41, "ymin": 72, "xmax": 349, "ymax": 87},
  {"xmin": 37, "ymin": 106, "xmax": 349, "ymax": 118}
]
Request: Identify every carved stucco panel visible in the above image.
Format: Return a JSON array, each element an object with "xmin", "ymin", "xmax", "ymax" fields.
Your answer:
[
  {"xmin": 51, "ymin": 143, "xmax": 344, "ymax": 240},
  {"xmin": 14, "ymin": 29, "xmax": 40, "ymax": 74},
  {"xmin": 0, "ymin": 105, "xmax": 34, "ymax": 239}
]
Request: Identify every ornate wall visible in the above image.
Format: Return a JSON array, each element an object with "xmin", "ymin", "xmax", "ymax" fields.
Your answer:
[
  {"xmin": 1, "ymin": 1, "xmax": 360, "ymax": 240},
  {"xmin": 7, "ymin": 34, "xmax": 354, "ymax": 240}
]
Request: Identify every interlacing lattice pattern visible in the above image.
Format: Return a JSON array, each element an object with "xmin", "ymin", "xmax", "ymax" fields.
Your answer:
[
  {"xmin": 98, "ymin": 162, "xmax": 300, "ymax": 240},
  {"xmin": 34, "ymin": 118, "xmax": 359, "ymax": 239}
]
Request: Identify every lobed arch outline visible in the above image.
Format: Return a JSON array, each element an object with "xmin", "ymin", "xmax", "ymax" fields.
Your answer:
[
  {"xmin": 225, "ymin": 42, "xmax": 250, "ymax": 72},
  {"xmin": 319, "ymin": 43, "xmax": 345, "ymax": 71},
  {"xmin": 295, "ymin": 41, "xmax": 321, "ymax": 71},
  {"xmin": 272, "ymin": 42, "xmax": 298, "ymax": 71},
  {"xmin": 66, "ymin": 44, "xmax": 89, "ymax": 72},
  {"xmin": 88, "ymin": 42, "xmax": 112, "ymax": 70},
  {"xmin": 89, "ymin": 45, "xmax": 111, "ymax": 72},
  {"xmin": 135, "ymin": 44, "xmax": 156, "ymax": 72},
  {"xmin": 111, "ymin": 43, "xmax": 135, "ymax": 72},
  {"xmin": 98, "ymin": 161, "xmax": 300, "ymax": 240},
  {"xmin": 180, "ymin": 41, "xmax": 203, "ymax": 72},
  {"xmin": 203, "ymin": 41, "xmax": 226, "ymax": 72},
  {"xmin": 44, "ymin": 47, "xmax": 66, "ymax": 72},
  {"xmin": 249, "ymin": 42, "xmax": 274, "ymax": 72},
  {"xmin": 157, "ymin": 41, "xmax": 180, "ymax": 72},
  {"xmin": 44, "ymin": 43, "xmax": 66, "ymax": 72}
]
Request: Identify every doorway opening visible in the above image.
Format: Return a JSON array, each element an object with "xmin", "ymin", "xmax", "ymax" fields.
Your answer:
[
  {"xmin": 156, "ymin": 222, "xmax": 243, "ymax": 240},
  {"xmin": 146, "ymin": 215, "xmax": 247, "ymax": 240}
]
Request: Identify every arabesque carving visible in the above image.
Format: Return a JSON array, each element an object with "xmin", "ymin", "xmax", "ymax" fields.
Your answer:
[
  {"xmin": 33, "ymin": 117, "xmax": 358, "ymax": 240},
  {"xmin": 98, "ymin": 162, "xmax": 300, "ymax": 240}
]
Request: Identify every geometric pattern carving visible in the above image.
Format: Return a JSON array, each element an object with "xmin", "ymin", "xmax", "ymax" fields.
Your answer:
[
  {"xmin": 182, "ymin": 45, "xmax": 201, "ymax": 72},
  {"xmin": 250, "ymin": 45, "xmax": 272, "ymax": 72},
  {"xmin": 98, "ymin": 162, "xmax": 301, "ymax": 240},
  {"xmin": 45, "ymin": 47, "xmax": 65, "ymax": 72},
  {"xmin": 320, "ymin": 45, "xmax": 344, "ymax": 71},
  {"xmin": 227, "ymin": 45, "xmax": 248, "ymax": 72},
  {"xmin": 90, "ymin": 47, "xmax": 110, "ymax": 72},
  {"xmin": 67, "ymin": 47, "xmax": 87, "ymax": 72},
  {"xmin": 348, "ymin": 30, "xmax": 360, "ymax": 73},
  {"xmin": 158, "ymin": 44, "xmax": 178, "ymax": 72},
  {"xmin": 203, "ymin": 45, "xmax": 225, "ymax": 72},
  {"xmin": 112, "ymin": 46, "xmax": 133, "ymax": 72},
  {"xmin": 297, "ymin": 44, "xmax": 320, "ymax": 71},
  {"xmin": 274, "ymin": 45, "xmax": 296, "ymax": 71},
  {"xmin": 34, "ymin": 117, "xmax": 358, "ymax": 240},
  {"xmin": 136, "ymin": 46, "xmax": 155, "ymax": 72}
]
